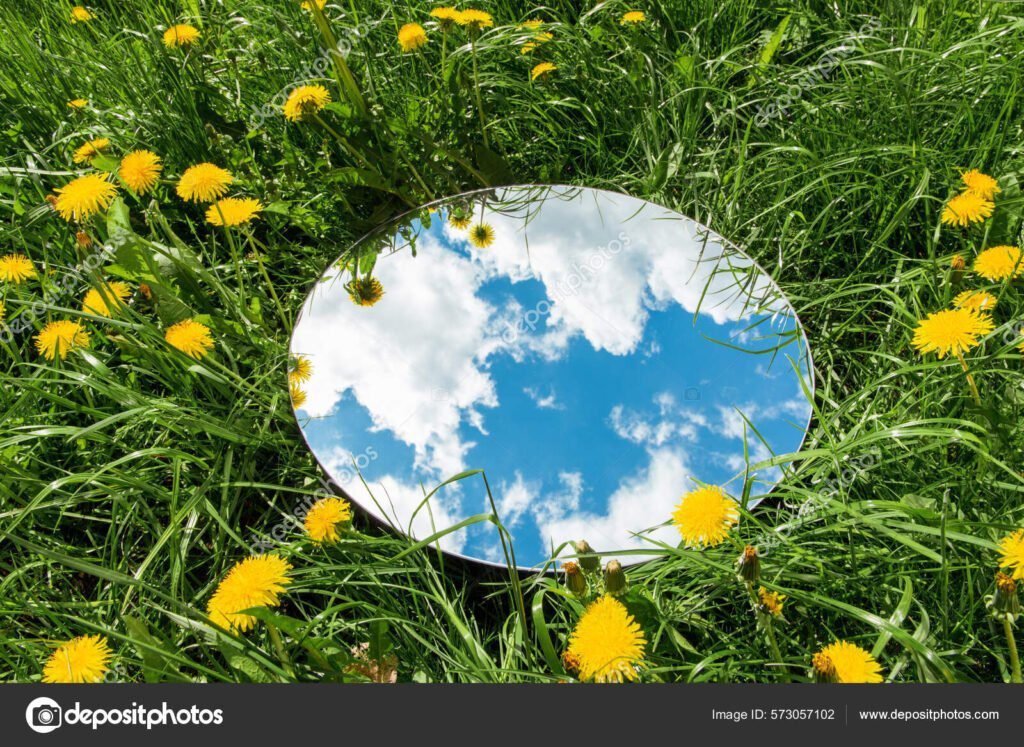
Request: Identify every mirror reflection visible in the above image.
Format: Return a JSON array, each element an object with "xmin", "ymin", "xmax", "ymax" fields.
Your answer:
[{"xmin": 290, "ymin": 186, "xmax": 812, "ymax": 568}]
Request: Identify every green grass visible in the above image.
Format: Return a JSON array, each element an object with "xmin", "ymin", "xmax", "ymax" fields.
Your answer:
[{"xmin": 1, "ymin": 0, "xmax": 1023, "ymax": 683}]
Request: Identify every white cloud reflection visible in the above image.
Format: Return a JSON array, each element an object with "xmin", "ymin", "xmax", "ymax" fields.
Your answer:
[{"xmin": 291, "ymin": 187, "xmax": 809, "ymax": 566}]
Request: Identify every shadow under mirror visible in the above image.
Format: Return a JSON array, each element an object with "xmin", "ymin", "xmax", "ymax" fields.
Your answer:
[{"xmin": 290, "ymin": 186, "xmax": 813, "ymax": 570}]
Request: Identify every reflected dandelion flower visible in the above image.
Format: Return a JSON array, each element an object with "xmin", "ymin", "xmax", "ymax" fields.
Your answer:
[
  {"xmin": 289, "ymin": 356, "xmax": 313, "ymax": 385},
  {"xmin": 348, "ymin": 276, "xmax": 385, "ymax": 307},
  {"xmin": 468, "ymin": 222, "xmax": 495, "ymax": 248}
]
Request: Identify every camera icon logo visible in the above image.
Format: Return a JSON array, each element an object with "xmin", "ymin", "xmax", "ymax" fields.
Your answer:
[{"xmin": 25, "ymin": 697, "xmax": 62, "ymax": 734}]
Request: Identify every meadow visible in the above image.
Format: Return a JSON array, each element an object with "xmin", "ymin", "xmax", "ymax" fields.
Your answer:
[{"xmin": 1, "ymin": 0, "xmax": 1024, "ymax": 684}]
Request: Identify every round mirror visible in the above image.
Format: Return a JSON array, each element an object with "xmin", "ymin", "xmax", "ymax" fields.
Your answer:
[{"xmin": 290, "ymin": 186, "xmax": 813, "ymax": 569}]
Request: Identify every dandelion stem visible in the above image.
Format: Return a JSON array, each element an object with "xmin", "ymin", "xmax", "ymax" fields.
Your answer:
[
  {"xmin": 1004, "ymin": 617, "xmax": 1022, "ymax": 684},
  {"xmin": 267, "ymin": 623, "xmax": 295, "ymax": 680},
  {"xmin": 955, "ymin": 351, "xmax": 982, "ymax": 405},
  {"xmin": 469, "ymin": 37, "xmax": 489, "ymax": 149},
  {"xmin": 245, "ymin": 234, "xmax": 290, "ymax": 329}
]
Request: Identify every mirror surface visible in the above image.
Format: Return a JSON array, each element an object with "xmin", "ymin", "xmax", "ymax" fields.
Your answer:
[{"xmin": 290, "ymin": 186, "xmax": 813, "ymax": 568}]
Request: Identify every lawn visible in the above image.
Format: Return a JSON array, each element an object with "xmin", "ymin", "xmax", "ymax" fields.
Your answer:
[{"xmin": 1, "ymin": 0, "xmax": 1023, "ymax": 683}]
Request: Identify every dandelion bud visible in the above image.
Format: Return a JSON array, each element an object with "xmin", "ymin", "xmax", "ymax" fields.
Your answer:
[
  {"xmin": 75, "ymin": 231, "xmax": 92, "ymax": 249},
  {"xmin": 563, "ymin": 561, "xmax": 587, "ymax": 596},
  {"xmin": 989, "ymin": 572, "xmax": 1020, "ymax": 621},
  {"xmin": 949, "ymin": 253, "xmax": 966, "ymax": 286},
  {"xmin": 573, "ymin": 540, "xmax": 600, "ymax": 573},
  {"xmin": 604, "ymin": 560, "xmax": 627, "ymax": 595},
  {"xmin": 737, "ymin": 545, "xmax": 761, "ymax": 584}
]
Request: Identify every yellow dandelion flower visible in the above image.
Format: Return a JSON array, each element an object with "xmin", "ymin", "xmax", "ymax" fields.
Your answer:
[
  {"xmin": 0, "ymin": 254, "xmax": 37, "ymax": 284},
  {"xmin": 812, "ymin": 641, "xmax": 883, "ymax": 683},
  {"xmin": 348, "ymin": 276, "xmax": 385, "ymax": 307},
  {"xmin": 521, "ymin": 31, "xmax": 553, "ymax": 54},
  {"xmin": 621, "ymin": 11, "xmax": 646, "ymax": 25},
  {"xmin": 163, "ymin": 24, "xmax": 200, "ymax": 47},
  {"xmin": 119, "ymin": 150, "xmax": 163, "ymax": 194},
  {"xmin": 758, "ymin": 587, "xmax": 786, "ymax": 617},
  {"xmin": 67, "ymin": 98, "xmax": 88, "ymax": 110},
  {"xmin": 671, "ymin": 485, "xmax": 740, "ymax": 548},
  {"xmin": 301, "ymin": 0, "xmax": 326, "ymax": 10},
  {"xmin": 35, "ymin": 320, "xmax": 90, "ymax": 361},
  {"xmin": 282, "ymin": 84, "xmax": 332, "ymax": 122},
  {"xmin": 70, "ymin": 6, "xmax": 93, "ymax": 23},
  {"xmin": 457, "ymin": 9, "xmax": 494, "ymax": 30},
  {"xmin": 952, "ymin": 290, "xmax": 998, "ymax": 313},
  {"xmin": 53, "ymin": 173, "xmax": 118, "ymax": 222},
  {"xmin": 72, "ymin": 137, "xmax": 110, "ymax": 164},
  {"xmin": 0, "ymin": 300, "xmax": 5, "ymax": 324},
  {"xmin": 82, "ymin": 282, "xmax": 131, "ymax": 318},
  {"xmin": 468, "ymin": 222, "xmax": 495, "ymax": 248},
  {"xmin": 530, "ymin": 61, "xmax": 557, "ymax": 81},
  {"xmin": 176, "ymin": 163, "xmax": 233, "ymax": 203},
  {"xmin": 289, "ymin": 381, "xmax": 307, "ymax": 408},
  {"xmin": 42, "ymin": 634, "xmax": 112, "ymax": 683},
  {"xmin": 165, "ymin": 319, "xmax": 214, "ymax": 359},
  {"xmin": 206, "ymin": 197, "xmax": 264, "ymax": 227},
  {"xmin": 998, "ymin": 529, "xmax": 1024, "ymax": 581},
  {"xmin": 205, "ymin": 555, "xmax": 292, "ymax": 632},
  {"xmin": 449, "ymin": 212, "xmax": 471, "ymax": 229},
  {"xmin": 941, "ymin": 191, "xmax": 994, "ymax": 227},
  {"xmin": 289, "ymin": 355, "xmax": 313, "ymax": 385},
  {"xmin": 430, "ymin": 7, "xmax": 461, "ymax": 27},
  {"xmin": 911, "ymin": 308, "xmax": 993, "ymax": 359},
  {"xmin": 520, "ymin": 19, "xmax": 545, "ymax": 30},
  {"xmin": 566, "ymin": 596, "xmax": 646, "ymax": 683},
  {"xmin": 304, "ymin": 496, "xmax": 353, "ymax": 542},
  {"xmin": 974, "ymin": 245, "xmax": 1023, "ymax": 282},
  {"xmin": 961, "ymin": 169, "xmax": 1000, "ymax": 200},
  {"xmin": 398, "ymin": 23, "xmax": 428, "ymax": 52}
]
